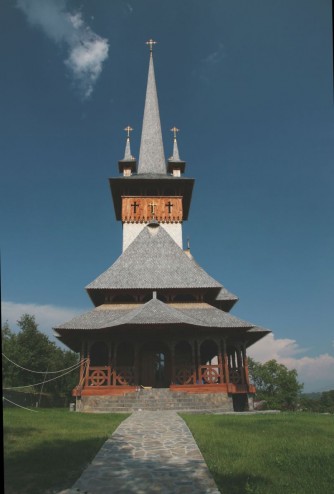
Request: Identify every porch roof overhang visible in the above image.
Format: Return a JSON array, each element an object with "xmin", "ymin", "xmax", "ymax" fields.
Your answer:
[{"xmin": 54, "ymin": 299, "xmax": 270, "ymax": 350}]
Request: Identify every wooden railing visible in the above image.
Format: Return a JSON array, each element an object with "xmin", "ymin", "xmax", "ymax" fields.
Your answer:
[
  {"xmin": 81, "ymin": 364, "xmax": 246, "ymax": 388},
  {"xmin": 199, "ymin": 365, "xmax": 223, "ymax": 384},
  {"xmin": 85, "ymin": 366, "xmax": 135, "ymax": 386}
]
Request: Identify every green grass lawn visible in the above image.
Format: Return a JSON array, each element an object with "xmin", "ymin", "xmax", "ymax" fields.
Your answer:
[
  {"xmin": 4, "ymin": 409, "xmax": 334, "ymax": 494},
  {"xmin": 181, "ymin": 412, "xmax": 334, "ymax": 494},
  {"xmin": 3, "ymin": 408, "xmax": 128, "ymax": 494}
]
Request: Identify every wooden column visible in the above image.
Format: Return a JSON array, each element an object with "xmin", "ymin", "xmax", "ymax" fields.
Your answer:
[
  {"xmin": 170, "ymin": 341, "xmax": 176, "ymax": 385},
  {"xmin": 223, "ymin": 338, "xmax": 230, "ymax": 384},
  {"xmin": 237, "ymin": 345, "xmax": 245, "ymax": 384},
  {"xmin": 85, "ymin": 341, "xmax": 91, "ymax": 387},
  {"xmin": 79, "ymin": 340, "xmax": 85, "ymax": 386},
  {"xmin": 196, "ymin": 339, "xmax": 202, "ymax": 384},
  {"xmin": 218, "ymin": 340, "xmax": 224, "ymax": 384},
  {"xmin": 134, "ymin": 341, "xmax": 139, "ymax": 386},
  {"xmin": 191, "ymin": 339, "xmax": 196, "ymax": 385},
  {"xmin": 108, "ymin": 341, "xmax": 112, "ymax": 386},
  {"xmin": 232, "ymin": 349, "xmax": 237, "ymax": 370},
  {"xmin": 112, "ymin": 343, "xmax": 117, "ymax": 386},
  {"xmin": 85, "ymin": 357, "xmax": 90, "ymax": 386},
  {"xmin": 243, "ymin": 343, "xmax": 250, "ymax": 385}
]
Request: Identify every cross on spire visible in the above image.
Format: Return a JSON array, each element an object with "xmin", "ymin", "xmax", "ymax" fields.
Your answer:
[
  {"xmin": 124, "ymin": 126, "xmax": 133, "ymax": 138},
  {"xmin": 170, "ymin": 126, "xmax": 179, "ymax": 140},
  {"xmin": 146, "ymin": 38, "xmax": 157, "ymax": 52}
]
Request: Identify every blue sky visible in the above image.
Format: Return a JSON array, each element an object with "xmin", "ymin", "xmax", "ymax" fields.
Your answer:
[{"xmin": 1, "ymin": 0, "xmax": 333, "ymax": 392}]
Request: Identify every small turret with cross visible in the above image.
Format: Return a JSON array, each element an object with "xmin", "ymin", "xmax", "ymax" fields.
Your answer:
[{"xmin": 118, "ymin": 125, "xmax": 137, "ymax": 176}]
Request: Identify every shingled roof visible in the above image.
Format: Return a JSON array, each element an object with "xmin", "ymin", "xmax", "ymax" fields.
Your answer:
[
  {"xmin": 86, "ymin": 225, "xmax": 222, "ymax": 292},
  {"xmin": 56, "ymin": 300, "xmax": 257, "ymax": 331},
  {"xmin": 55, "ymin": 299, "xmax": 270, "ymax": 353}
]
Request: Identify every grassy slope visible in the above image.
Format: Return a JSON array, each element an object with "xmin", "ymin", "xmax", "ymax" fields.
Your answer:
[
  {"xmin": 181, "ymin": 413, "xmax": 334, "ymax": 494},
  {"xmin": 3, "ymin": 408, "xmax": 128, "ymax": 494}
]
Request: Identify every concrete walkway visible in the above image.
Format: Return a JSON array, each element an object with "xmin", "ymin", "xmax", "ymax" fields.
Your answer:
[{"xmin": 59, "ymin": 411, "xmax": 220, "ymax": 494}]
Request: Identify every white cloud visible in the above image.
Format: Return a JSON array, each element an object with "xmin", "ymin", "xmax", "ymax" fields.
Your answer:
[
  {"xmin": 2, "ymin": 300, "xmax": 82, "ymax": 346},
  {"xmin": 249, "ymin": 333, "xmax": 334, "ymax": 392},
  {"xmin": 17, "ymin": 0, "xmax": 109, "ymax": 98},
  {"xmin": 193, "ymin": 42, "xmax": 226, "ymax": 83},
  {"xmin": 125, "ymin": 4, "xmax": 133, "ymax": 15},
  {"xmin": 202, "ymin": 42, "xmax": 226, "ymax": 65}
]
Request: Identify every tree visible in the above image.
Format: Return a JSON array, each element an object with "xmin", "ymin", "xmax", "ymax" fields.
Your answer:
[
  {"xmin": 2, "ymin": 314, "xmax": 78, "ymax": 397},
  {"xmin": 319, "ymin": 390, "xmax": 334, "ymax": 413},
  {"xmin": 2, "ymin": 320, "xmax": 20, "ymax": 387},
  {"xmin": 248, "ymin": 358, "xmax": 303, "ymax": 411},
  {"xmin": 15, "ymin": 314, "xmax": 55, "ymax": 386}
]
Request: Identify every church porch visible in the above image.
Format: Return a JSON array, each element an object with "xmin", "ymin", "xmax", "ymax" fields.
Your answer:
[{"xmin": 72, "ymin": 331, "xmax": 256, "ymax": 399}]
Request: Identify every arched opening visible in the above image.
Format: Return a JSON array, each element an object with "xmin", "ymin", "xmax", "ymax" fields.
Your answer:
[
  {"xmin": 200, "ymin": 339, "xmax": 220, "ymax": 385},
  {"xmin": 175, "ymin": 340, "xmax": 192, "ymax": 365},
  {"xmin": 115, "ymin": 342, "xmax": 135, "ymax": 386},
  {"xmin": 140, "ymin": 341, "xmax": 171, "ymax": 388},
  {"xmin": 200, "ymin": 339, "xmax": 218, "ymax": 364},
  {"xmin": 89, "ymin": 341, "xmax": 108, "ymax": 366},
  {"xmin": 174, "ymin": 340, "xmax": 194, "ymax": 385},
  {"xmin": 117, "ymin": 342, "xmax": 134, "ymax": 366}
]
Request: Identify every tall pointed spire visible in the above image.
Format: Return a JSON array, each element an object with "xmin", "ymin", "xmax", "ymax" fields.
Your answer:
[
  {"xmin": 169, "ymin": 126, "xmax": 181, "ymax": 161},
  {"xmin": 138, "ymin": 39, "xmax": 166, "ymax": 174},
  {"xmin": 123, "ymin": 126, "xmax": 134, "ymax": 160}
]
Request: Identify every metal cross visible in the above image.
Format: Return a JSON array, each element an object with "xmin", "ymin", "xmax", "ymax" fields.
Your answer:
[
  {"xmin": 131, "ymin": 201, "xmax": 139, "ymax": 213},
  {"xmin": 165, "ymin": 201, "xmax": 173, "ymax": 214},
  {"xmin": 170, "ymin": 126, "xmax": 179, "ymax": 139},
  {"xmin": 124, "ymin": 126, "xmax": 133, "ymax": 138},
  {"xmin": 148, "ymin": 201, "xmax": 157, "ymax": 214},
  {"xmin": 146, "ymin": 39, "xmax": 157, "ymax": 52}
]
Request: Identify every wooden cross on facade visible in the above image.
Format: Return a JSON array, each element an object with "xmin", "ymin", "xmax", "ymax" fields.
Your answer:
[
  {"xmin": 165, "ymin": 201, "xmax": 173, "ymax": 214},
  {"xmin": 148, "ymin": 201, "xmax": 157, "ymax": 215},
  {"xmin": 131, "ymin": 201, "xmax": 139, "ymax": 213}
]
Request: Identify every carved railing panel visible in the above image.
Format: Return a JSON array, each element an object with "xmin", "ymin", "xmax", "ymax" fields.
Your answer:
[
  {"xmin": 115, "ymin": 366, "xmax": 135, "ymax": 386},
  {"xmin": 228, "ymin": 368, "xmax": 242, "ymax": 384},
  {"xmin": 199, "ymin": 365, "xmax": 222, "ymax": 384},
  {"xmin": 87, "ymin": 366, "xmax": 111, "ymax": 386},
  {"xmin": 175, "ymin": 367, "xmax": 196, "ymax": 385}
]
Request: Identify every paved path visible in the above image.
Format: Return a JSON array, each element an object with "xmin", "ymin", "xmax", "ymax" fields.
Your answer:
[{"xmin": 59, "ymin": 411, "xmax": 220, "ymax": 494}]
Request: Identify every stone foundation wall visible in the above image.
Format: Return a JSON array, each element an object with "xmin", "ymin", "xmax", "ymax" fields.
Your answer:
[{"xmin": 77, "ymin": 388, "xmax": 234, "ymax": 413}]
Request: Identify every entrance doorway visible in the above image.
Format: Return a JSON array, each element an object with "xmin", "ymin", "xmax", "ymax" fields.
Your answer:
[{"xmin": 140, "ymin": 342, "xmax": 171, "ymax": 387}]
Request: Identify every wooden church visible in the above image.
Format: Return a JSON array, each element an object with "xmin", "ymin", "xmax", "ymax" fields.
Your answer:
[{"xmin": 55, "ymin": 41, "xmax": 270, "ymax": 412}]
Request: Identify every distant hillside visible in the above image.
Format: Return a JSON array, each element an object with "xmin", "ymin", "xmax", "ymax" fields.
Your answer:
[{"xmin": 302, "ymin": 392, "xmax": 322, "ymax": 400}]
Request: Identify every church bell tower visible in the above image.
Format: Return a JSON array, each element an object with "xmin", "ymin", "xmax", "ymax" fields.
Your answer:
[{"xmin": 109, "ymin": 39, "xmax": 194, "ymax": 252}]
